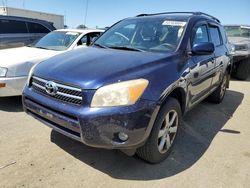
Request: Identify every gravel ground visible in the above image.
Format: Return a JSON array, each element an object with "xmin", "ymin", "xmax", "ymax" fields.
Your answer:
[{"xmin": 0, "ymin": 78, "xmax": 250, "ymax": 188}]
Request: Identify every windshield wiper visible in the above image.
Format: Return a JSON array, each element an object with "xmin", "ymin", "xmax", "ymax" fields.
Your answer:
[
  {"xmin": 35, "ymin": 46, "xmax": 49, "ymax": 50},
  {"xmin": 109, "ymin": 46, "xmax": 145, "ymax": 52},
  {"xmin": 93, "ymin": 43, "xmax": 108, "ymax": 49}
]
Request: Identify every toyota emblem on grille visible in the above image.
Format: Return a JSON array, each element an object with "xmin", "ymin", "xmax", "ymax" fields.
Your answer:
[{"xmin": 45, "ymin": 81, "xmax": 58, "ymax": 96}]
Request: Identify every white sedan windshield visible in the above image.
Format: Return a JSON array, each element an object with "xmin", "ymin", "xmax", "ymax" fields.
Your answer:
[{"xmin": 33, "ymin": 31, "xmax": 80, "ymax": 51}]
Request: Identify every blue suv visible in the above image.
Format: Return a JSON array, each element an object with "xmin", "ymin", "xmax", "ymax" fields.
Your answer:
[{"xmin": 23, "ymin": 12, "xmax": 232, "ymax": 163}]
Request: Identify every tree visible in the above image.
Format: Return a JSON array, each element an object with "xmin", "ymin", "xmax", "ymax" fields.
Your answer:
[{"xmin": 77, "ymin": 25, "xmax": 88, "ymax": 29}]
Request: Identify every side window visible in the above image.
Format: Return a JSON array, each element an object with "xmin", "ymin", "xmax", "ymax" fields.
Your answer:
[
  {"xmin": 209, "ymin": 26, "xmax": 222, "ymax": 46},
  {"xmin": 78, "ymin": 32, "xmax": 101, "ymax": 46},
  {"xmin": 192, "ymin": 25, "xmax": 209, "ymax": 46},
  {"xmin": 27, "ymin": 22, "xmax": 50, "ymax": 33},
  {"xmin": 0, "ymin": 19, "xmax": 28, "ymax": 33},
  {"xmin": 89, "ymin": 32, "xmax": 101, "ymax": 42}
]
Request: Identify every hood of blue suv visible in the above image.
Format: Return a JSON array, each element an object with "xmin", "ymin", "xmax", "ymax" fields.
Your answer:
[{"xmin": 33, "ymin": 47, "xmax": 174, "ymax": 89}]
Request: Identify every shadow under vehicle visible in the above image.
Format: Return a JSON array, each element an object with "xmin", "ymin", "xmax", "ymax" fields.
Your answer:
[{"xmin": 50, "ymin": 90, "xmax": 243, "ymax": 180}]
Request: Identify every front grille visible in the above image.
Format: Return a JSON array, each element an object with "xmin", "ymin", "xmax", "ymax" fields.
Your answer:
[{"xmin": 31, "ymin": 76, "xmax": 83, "ymax": 105}]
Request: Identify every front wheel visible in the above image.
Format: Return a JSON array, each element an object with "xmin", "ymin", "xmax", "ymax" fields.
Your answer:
[{"xmin": 136, "ymin": 98, "xmax": 182, "ymax": 164}]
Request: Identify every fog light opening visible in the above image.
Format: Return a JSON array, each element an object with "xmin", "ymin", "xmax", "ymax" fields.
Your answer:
[{"xmin": 118, "ymin": 132, "xmax": 129, "ymax": 142}]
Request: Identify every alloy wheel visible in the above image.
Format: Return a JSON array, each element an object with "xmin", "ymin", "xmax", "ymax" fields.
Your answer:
[
  {"xmin": 157, "ymin": 110, "xmax": 178, "ymax": 154},
  {"xmin": 220, "ymin": 75, "xmax": 227, "ymax": 99}
]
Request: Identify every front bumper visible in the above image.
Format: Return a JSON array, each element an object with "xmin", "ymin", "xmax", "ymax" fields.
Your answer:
[
  {"xmin": 0, "ymin": 76, "xmax": 27, "ymax": 97},
  {"xmin": 22, "ymin": 86, "xmax": 159, "ymax": 149}
]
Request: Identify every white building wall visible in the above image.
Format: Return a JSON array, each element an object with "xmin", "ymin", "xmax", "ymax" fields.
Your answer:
[
  {"xmin": 0, "ymin": 7, "xmax": 64, "ymax": 29},
  {"xmin": 0, "ymin": 7, "xmax": 7, "ymax": 15}
]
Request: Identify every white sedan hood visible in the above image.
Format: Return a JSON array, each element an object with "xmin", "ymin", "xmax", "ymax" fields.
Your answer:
[{"xmin": 0, "ymin": 47, "xmax": 62, "ymax": 77}]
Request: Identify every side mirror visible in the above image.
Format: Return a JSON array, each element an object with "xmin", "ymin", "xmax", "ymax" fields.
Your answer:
[{"xmin": 192, "ymin": 42, "xmax": 215, "ymax": 55}]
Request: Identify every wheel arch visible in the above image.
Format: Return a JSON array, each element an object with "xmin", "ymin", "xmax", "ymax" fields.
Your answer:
[{"xmin": 159, "ymin": 86, "xmax": 187, "ymax": 115}]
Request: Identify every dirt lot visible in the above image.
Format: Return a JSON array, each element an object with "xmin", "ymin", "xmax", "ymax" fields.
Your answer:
[{"xmin": 0, "ymin": 78, "xmax": 250, "ymax": 188}]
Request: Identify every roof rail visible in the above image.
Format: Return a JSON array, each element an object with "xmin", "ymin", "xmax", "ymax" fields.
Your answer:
[
  {"xmin": 194, "ymin": 12, "xmax": 220, "ymax": 23},
  {"xmin": 136, "ymin": 11, "xmax": 220, "ymax": 23}
]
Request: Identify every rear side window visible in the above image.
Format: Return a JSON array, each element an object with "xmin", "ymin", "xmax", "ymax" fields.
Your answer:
[
  {"xmin": 220, "ymin": 27, "xmax": 228, "ymax": 44},
  {"xmin": 192, "ymin": 25, "xmax": 209, "ymax": 46},
  {"xmin": 0, "ymin": 19, "xmax": 28, "ymax": 33},
  {"xmin": 209, "ymin": 26, "xmax": 222, "ymax": 46},
  {"xmin": 27, "ymin": 22, "xmax": 50, "ymax": 33}
]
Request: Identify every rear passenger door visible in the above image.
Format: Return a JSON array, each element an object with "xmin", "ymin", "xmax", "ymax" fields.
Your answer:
[
  {"xmin": 208, "ymin": 23, "xmax": 227, "ymax": 86},
  {"xmin": 188, "ymin": 22, "xmax": 215, "ymax": 106},
  {"xmin": 27, "ymin": 22, "xmax": 51, "ymax": 44},
  {"xmin": 0, "ymin": 19, "xmax": 29, "ymax": 49}
]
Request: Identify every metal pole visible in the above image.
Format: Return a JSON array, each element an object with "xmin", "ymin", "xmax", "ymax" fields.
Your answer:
[
  {"xmin": 84, "ymin": 0, "xmax": 89, "ymax": 27},
  {"xmin": 5, "ymin": 0, "xmax": 8, "ymax": 14}
]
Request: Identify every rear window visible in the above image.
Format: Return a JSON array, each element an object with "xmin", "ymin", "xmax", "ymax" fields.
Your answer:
[
  {"xmin": 209, "ymin": 26, "xmax": 222, "ymax": 46},
  {"xmin": 0, "ymin": 19, "xmax": 28, "ymax": 33},
  {"xmin": 220, "ymin": 27, "xmax": 228, "ymax": 44},
  {"xmin": 27, "ymin": 22, "xmax": 50, "ymax": 33}
]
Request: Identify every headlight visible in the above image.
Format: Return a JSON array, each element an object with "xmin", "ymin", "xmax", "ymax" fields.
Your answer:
[
  {"xmin": 235, "ymin": 44, "xmax": 248, "ymax": 51},
  {"xmin": 0, "ymin": 67, "xmax": 8, "ymax": 77},
  {"xmin": 91, "ymin": 79, "xmax": 149, "ymax": 107},
  {"xmin": 27, "ymin": 64, "xmax": 37, "ymax": 85}
]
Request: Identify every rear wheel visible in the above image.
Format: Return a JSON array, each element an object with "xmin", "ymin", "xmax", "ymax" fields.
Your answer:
[
  {"xmin": 235, "ymin": 59, "xmax": 250, "ymax": 80},
  {"xmin": 208, "ymin": 72, "xmax": 228, "ymax": 104},
  {"xmin": 136, "ymin": 98, "xmax": 182, "ymax": 164}
]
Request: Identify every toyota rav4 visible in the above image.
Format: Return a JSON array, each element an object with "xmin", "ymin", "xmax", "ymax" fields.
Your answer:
[{"xmin": 23, "ymin": 12, "xmax": 232, "ymax": 163}]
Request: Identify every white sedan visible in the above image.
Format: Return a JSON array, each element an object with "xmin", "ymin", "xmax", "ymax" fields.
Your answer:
[{"xmin": 0, "ymin": 29, "xmax": 104, "ymax": 97}]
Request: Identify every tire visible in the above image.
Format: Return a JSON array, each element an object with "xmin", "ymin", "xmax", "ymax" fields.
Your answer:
[
  {"xmin": 235, "ymin": 59, "xmax": 250, "ymax": 80},
  {"xmin": 207, "ymin": 72, "xmax": 228, "ymax": 104},
  {"xmin": 136, "ymin": 97, "xmax": 182, "ymax": 164}
]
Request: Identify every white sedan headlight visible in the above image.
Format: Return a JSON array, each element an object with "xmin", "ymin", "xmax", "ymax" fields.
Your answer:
[
  {"xmin": 0, "ymin": 67, "xmax": 8, "ymax": 77},
  {"xmin": 91, "ymin": 79, "xmax": 149, "ymax": 107}
]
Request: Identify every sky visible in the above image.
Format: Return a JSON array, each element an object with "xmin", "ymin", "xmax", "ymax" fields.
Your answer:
[{"xmin": 3, "ymin": 0, "xmax": 250, "ymax": 28}]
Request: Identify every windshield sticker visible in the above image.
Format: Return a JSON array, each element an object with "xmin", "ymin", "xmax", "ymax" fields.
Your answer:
[
  {"xmin": 162, "ymin": 20, "xmax": 186, "ymax": 27},
  {"xmin": 66, "ymin": 32, "xmax": 79, "ymax": 35}
]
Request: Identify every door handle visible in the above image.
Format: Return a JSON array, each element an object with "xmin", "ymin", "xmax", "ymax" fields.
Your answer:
[
  {"xmin": 211, "ymin": 57, "xmax": 215, "ymax": 63},
  {"xmin": 194, "ymin": 72, "xmax": 199, "ymax": 78}
]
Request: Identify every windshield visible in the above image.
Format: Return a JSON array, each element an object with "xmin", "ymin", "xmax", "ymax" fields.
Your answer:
[
  {"xmin": 32, "ymin": 31, "xmax": 81, "ymax": 51},
  {"xmin": 94, "ymin": 18, "xmax": 187, "ymax": 53},
  {"xmin": 225, "ymin": 26, "xmax": 250, "ymax": 38}
]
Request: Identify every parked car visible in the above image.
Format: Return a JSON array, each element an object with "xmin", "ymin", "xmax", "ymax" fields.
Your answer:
[
  {"xmin": 0, "ymin": 15, "xmax": 56, "ymax": 49},
  {"xmin": 0, "ymin": 29, "xmax": 104, "ymax": 97},
  {"xmin": 23, "ymin": 12, "xmax": 232, "ymax": 163},
  {"xmin": 224, "ymin": 25, "xmax": 250, "ymax": 80}
]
